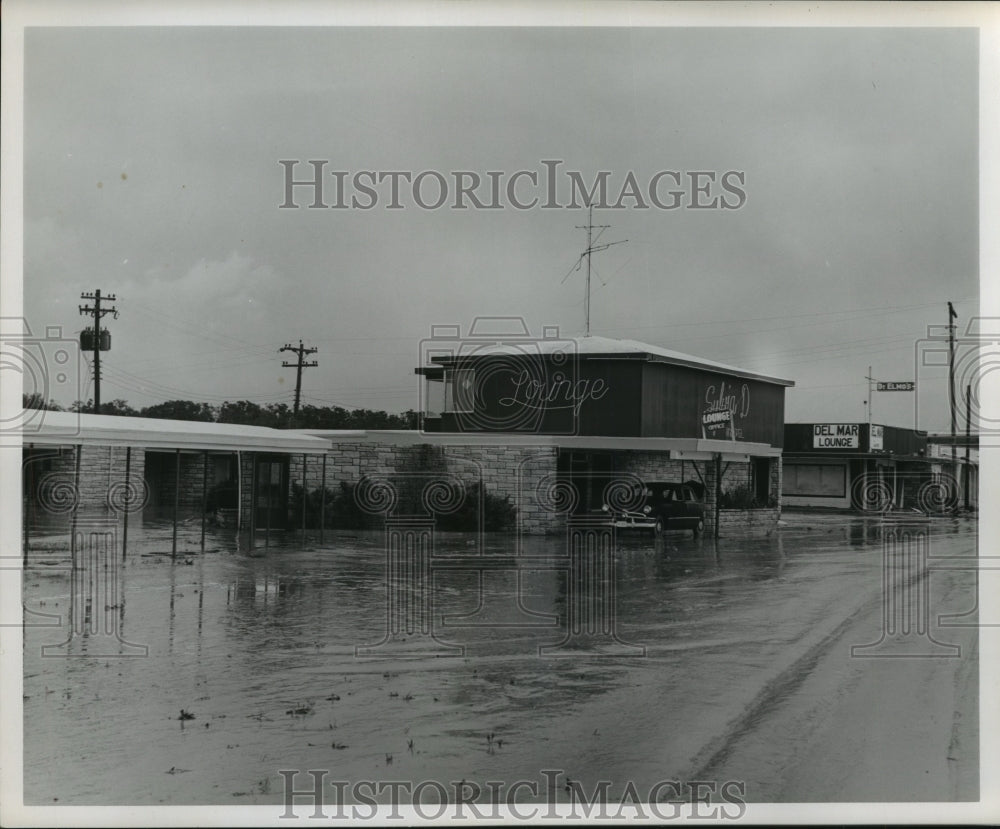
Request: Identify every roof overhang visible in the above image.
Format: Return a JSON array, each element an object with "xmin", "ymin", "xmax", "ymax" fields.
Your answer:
[
  {"xmin": 301, "ymin": 429, "xmax": 780, "ymax": 460},
  {"xmin": 17, "ymin": 411, "xmax": 331, "ymax": 454}
]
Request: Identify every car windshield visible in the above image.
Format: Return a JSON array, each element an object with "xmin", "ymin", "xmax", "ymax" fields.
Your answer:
[{"xmin": 646, "ymin": 484, "xmax": 680, "ymax": 502}]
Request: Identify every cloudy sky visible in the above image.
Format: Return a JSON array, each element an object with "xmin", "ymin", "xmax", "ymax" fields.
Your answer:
[{"xmin": 21, "ymin": 20, "xmax": 979, "ymax": 431}]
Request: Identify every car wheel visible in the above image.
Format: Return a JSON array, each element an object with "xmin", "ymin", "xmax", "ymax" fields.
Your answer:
[
  {"xmin": 692, "ymin": 519, "xmax": 704, "ymax": 538},
  {"xmin": 654, "ymin": 518, "xmax": 663, "ymax": 536}
]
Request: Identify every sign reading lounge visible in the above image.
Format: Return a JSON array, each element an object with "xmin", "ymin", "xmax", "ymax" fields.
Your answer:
[{"xmin": 813, "ymin": 423, "xmax": 860, "ymax": 449}]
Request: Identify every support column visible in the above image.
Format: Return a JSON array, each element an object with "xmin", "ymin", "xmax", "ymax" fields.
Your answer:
[
  {"xmin": 171, "ymin": 448, "xmax": 180, "ymax": 559},
  {"xmin": 71, "ymin": 446, "xmax": 82, "ymax": 567},
  {"xmin": 713, "ymin": 454, "xmax": 722, "ymax": 540},
  {"xmin": 319, "ymin": 454, "xmax": 327, "ymax": 545},
  {"xmin": 200, "ymin": 451, "xmax": 209, "ymax": 552},
  {"xmin": 122, "ymin": 447, "xmax": 131, "ymax": 559},
  {"xmin": 301, "ymin": 453, "xmax": 308, "ymax": 542}
]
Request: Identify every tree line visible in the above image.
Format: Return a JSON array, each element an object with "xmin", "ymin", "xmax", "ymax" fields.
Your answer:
[{"xmin": 22, "ymin": 393, "xmax": 420, "ymax": 430}]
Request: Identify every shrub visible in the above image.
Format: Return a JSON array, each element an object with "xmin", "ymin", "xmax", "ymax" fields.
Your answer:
[
  {"xmin": 288, "ymin": 480, "xmax": 517, "ymax": 531},
  {"xmin": 718, "ymin": 484, "xmax": 777, "ymax": 509}
]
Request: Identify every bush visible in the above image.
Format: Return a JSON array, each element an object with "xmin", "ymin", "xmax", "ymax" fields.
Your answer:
[
  {"xmin": 288, "ymin": 481, "xmax": 377, "ymax": 530},
  {"xmin": 718, "ymin": 484, "xmax": 777, "ymax": 510},
  {"xmin": 288, "ymin": 480, "xmax": 517, "ymax": 531}
]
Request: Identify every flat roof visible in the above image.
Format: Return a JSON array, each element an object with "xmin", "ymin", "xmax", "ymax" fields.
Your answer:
[
  {"xmin": 423, "ymin": 334, "xmax": 795, "ymax": 387},
  {"xmin": 18, "ymin": 410, "xmax": 331, "ymax": 454}
]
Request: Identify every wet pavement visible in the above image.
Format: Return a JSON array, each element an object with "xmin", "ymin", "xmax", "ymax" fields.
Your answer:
[{"xmin": 21, "ymin": 512, "xmax": 979, "ymax": 806}]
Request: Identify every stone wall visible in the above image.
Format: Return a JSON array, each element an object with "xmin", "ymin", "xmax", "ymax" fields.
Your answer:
[
  {"xmin": 288, "ymin": 442, "xmax": 562, "ymax": 534},
  {"xmin": 716, "ymin": 507, "xmax": 781, "ymax": 536},
  {"xmin": 25, "ymin": 445, "xmax": 147, "ymax": 521}
]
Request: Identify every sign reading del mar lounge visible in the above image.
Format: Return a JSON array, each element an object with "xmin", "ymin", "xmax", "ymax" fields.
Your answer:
[{"xmin": 813, "ymin": 423, "xmax": 860, "ymax": 449}]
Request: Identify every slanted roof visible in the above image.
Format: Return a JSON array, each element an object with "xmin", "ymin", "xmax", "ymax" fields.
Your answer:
[
  {"xmin": 424, "ymin": 334, "xmax": 794, "ymax": 387},
  {"xmin": 19, "ymin": 410, "xmax": 330, "ymax": 454}
]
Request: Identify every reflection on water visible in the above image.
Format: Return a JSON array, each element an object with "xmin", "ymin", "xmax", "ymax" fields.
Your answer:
[{"xmin": 21, "ymin": 514, "xmax": 976, "ymax": 805}]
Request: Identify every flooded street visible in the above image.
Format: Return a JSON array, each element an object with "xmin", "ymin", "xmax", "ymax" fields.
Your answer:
[{"xmin": 22, "ymin": 513, "xmax": 979, "ymax": 807}]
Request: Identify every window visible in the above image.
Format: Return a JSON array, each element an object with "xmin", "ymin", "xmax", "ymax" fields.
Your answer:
[
  {"xmin": 783, "ymin": 463, "xmax": 846, "ymax": 497},
  {"xmin": 444, "ymin": 368, "xmax": 475, "ymax": 413},
  {"xmin": 752, "ymin": 458, "xmax": 771, "ymax": 503}
]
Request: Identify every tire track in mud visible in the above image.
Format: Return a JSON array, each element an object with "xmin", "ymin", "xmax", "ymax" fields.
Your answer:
[{"xmin": 681, "ymin": 552, "xmax": 952, "ymax": 786}]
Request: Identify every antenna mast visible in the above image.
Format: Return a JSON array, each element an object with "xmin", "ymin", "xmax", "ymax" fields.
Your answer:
[{"xmin": 564, "ymin": 204, "xmax": 627, "ymax": 336}]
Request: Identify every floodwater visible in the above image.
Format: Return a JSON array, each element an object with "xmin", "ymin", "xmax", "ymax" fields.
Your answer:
[{"xmin": 21, "ymin": 513, "xmax": 979, "ymax": 806}]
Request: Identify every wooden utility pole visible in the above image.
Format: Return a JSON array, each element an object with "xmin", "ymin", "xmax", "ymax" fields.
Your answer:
[
  {"xmin": 964, "ymin": 384, "xmax": 971, "ymax": 510},
  {"xmin": 78, "ymin": 289, "xmax": 117, "ymax": 413},
  {"xmin": 948, "ymin": 302, "xmax": 958, "ymax": 511},
  {"xmin": 280, "ymin": 340, "xmax": 318, "ymax": 418}
]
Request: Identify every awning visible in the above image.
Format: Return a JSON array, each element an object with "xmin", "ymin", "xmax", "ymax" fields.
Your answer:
[
  {"xmin": 300, "ymin": 429, "xmax": 780, "ymax": 460},
  {"xmin": 18, "ymin": 410, "xmax": 331, "ymax": 454}
]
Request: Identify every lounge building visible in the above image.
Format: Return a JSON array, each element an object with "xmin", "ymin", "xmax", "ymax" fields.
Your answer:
[
  {"xmin": 394, "ymin": 326, "xmax": 796, "ymax": 536},
  {"xmin": 781, "ymin": 422, "xmax": 975, "ymax": 512}
]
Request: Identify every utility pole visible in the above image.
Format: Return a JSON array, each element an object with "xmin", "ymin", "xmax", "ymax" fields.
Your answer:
[
  {"xmin": 280, "ymin": 339, "xmax": 318, "ymax": 419},
  {"xmin": 78, "ymin": 289, "xmax": 118, "ymax": 413},
  {"xmin": 865, "ymin": 365, "xmax": 874, "ymax": 432},
  {"xmin": 964, "ymin": 384, "xmax": 971, "ymax": 511},
  {"xmin": 565, "ymin": 204, "xmax": 627, "ymax": 336},
  {"xmin": 948, "ymin": 301, "xmax": 958, "ymax": 502}
]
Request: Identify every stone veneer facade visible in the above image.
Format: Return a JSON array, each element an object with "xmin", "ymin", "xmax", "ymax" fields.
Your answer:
[{"xmin": 24, "ymin": 440, "xmax": 782, "ymax": 539}]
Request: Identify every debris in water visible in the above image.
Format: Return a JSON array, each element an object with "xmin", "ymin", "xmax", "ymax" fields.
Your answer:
[
  {"xmin": 166, "ymin": 766, "xmax": 191, "ymax": 774},
  {"xmin": 325, "ymin": 693, "xmax": 340, "ymax": 701},
  {"xmin": 286, "ymin": 704, "xmax": 313, "ymax": 716},
  {"xmin": 178, "ymin": 709, "xmax": 195, "ymax": 721},
  {"xmin": 331, "ymin": 742, "xmax": 348, "ymax": 750}
]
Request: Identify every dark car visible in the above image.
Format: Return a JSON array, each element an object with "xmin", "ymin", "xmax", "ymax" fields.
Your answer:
[{"xmin": 602, "ymin": 480, "xmax": 705, "ymax": 537}]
